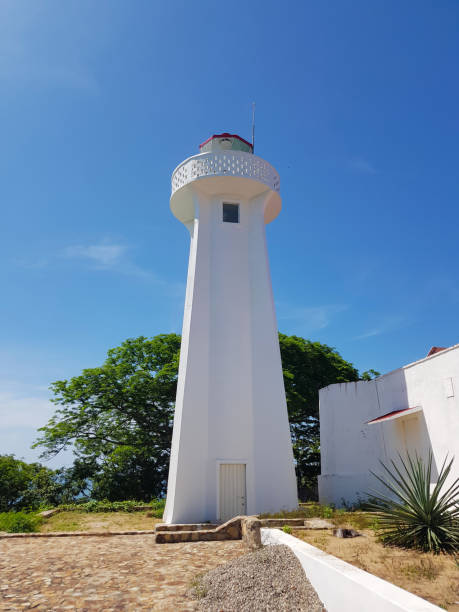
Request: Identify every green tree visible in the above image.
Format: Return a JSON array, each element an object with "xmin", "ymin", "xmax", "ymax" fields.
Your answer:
[
  {"xmin": 360, "ymin": 368, "xmax": 380, "ymax": 381},
  {"xmin": 0, "ymin": 455, "xmax": 35, "ymax": 511},
  {"xmin": 0, "ymin": 454, "xmax": 70, "ymax": 511},
  {"xmin": 279, "ymin": 334, "xmax": 362, "ymax": 497},
  {"xmin": 34, "ymin": 334, "xmax": 181, "ymax": 501},
  {"xmin": 35, "ymin": 333, "xmax": 370, "ymax": 502}
]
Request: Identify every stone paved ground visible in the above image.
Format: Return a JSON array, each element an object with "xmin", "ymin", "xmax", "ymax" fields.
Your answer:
[{"xmin": 0, "ymin": 534, "xmax": 245, "ymax": 611}]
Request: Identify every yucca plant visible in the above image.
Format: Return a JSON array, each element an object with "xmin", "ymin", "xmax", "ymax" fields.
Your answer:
[{"xmin": 366, "ymin": 451, "xmax": 459, "ymax": 553}]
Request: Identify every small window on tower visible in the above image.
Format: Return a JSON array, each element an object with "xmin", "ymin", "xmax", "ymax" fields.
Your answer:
[{"xmin": 222, "ymin": 203, "xmax": 239, "ymax": 223}]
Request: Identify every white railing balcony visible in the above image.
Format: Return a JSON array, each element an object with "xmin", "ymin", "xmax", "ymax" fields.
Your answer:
[{"xmin": 171, "ymin": 151, "xmax": 280, "ymax": 196}]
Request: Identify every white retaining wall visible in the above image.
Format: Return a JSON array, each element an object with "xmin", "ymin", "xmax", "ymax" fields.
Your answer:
[{"xmin": 261, "ymin": 528, "xmax": 442, "ymax": 612}]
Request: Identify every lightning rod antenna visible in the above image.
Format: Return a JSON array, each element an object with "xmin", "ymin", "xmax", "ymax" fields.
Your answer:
[{"xmin": 251, "ymin": 102, "xmax": 256, "ymax": 154}]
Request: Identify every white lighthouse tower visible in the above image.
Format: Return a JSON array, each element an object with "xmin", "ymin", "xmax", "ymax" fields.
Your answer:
[{"xmin": 164, "ymin": 133, "xmax": 298, "ymax": 524}]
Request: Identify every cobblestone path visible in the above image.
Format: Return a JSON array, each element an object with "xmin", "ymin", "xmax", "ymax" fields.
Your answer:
[{"xmin": 0, "ymin": 534, "xmax": 245, "ymax": 611}]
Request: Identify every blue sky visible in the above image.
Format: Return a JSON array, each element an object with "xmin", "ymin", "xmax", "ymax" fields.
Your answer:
[{"xmin": 1, "ymin": 1, "xmax": 459, "ymax": 467}]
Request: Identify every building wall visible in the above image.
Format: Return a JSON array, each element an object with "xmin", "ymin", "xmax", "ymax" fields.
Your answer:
[{"xmin": 318, "ymin": 346, "xmax": 459, "ymax": 507}]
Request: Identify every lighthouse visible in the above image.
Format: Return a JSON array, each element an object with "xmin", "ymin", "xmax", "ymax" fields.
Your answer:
[{"xmin": 163, "ymin": 133, "xmax": 298, "ymax": 524}]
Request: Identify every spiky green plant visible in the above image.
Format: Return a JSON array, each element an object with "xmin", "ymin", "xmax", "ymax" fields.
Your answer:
[{"xmin": 367, "ymin": 451, "xmax": 459, "ymax": 553}]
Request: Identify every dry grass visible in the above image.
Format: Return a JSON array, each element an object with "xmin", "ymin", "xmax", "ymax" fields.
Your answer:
[
  {"xmin": 260, "ymin": 504, "xmax": 375, "ymax": 530},
  {"xmin": 40, "ymin": 511, "xmax": 162, "ymax": 533},
  {"xmin": 292, "ymin": 527, "xmax": 459, "ymax": 610}
]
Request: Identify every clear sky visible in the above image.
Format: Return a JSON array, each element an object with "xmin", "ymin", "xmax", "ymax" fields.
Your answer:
[{"xmin": 1, "ymin": 1, "xmax": 459, "ymax": 467}]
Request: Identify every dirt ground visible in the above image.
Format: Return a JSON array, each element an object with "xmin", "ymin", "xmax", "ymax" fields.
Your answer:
[
  {"xmin": 292, "ymin": 528, "xmax": 459, "ymax": 611},
  {"xmin": 0, "ymin": 534, "xmax": 245, "ymax": 610},
  {"xmin": 40, "ymin": 511, "xmax": 161, "ymax": 533}
]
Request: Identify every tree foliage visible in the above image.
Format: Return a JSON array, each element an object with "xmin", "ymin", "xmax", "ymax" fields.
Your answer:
[
  {"xmin": 0, "ymin": 454, "xmax": 76, "ymax": 511},
  {"xmin": 0, "ymin": 511, "xmax": 42, "ymax": 533},
  {"xmin": 34, "ymin": 333, "xmax": 369, "ymax": 501},
  {"xmin": 279, "ymin": 334, "xmax": 361, "ymax": 495},
  {"xmin": 34, "ymin": 334, "xmax": 181, "ymax": 501}
]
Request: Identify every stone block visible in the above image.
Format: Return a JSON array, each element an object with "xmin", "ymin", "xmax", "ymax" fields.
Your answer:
[
  {"xmin": 38, "ymin": 509, "xmax": 61, "ymax": 518},
  {"xmin": 215, "ymin": 516, "xmax": 243, "ymax": 537},
  {"xmin": 157, "ymin": 523, "xmax": 219, "ymax": 532},
  {"xmin": 241, "ymin": 517, "xmax": 262, "ymax": 550},
  {"xmin": 155, "ymin": 516, "xmax": 248, "ymax": 544},
  {"xmin": 225, "ymin": 526, "xmax": 240, "ymax": 539},
  {"xmin": 304, "ymin": 519, "xmax": 334, "ymax": 529},
  {"xmin": 154, "ymin": 533, "xmax": 166, "ymax": 544},
  {"xmin": 333, "ymin": 528, "xmax": 360, "ymax": 538}
]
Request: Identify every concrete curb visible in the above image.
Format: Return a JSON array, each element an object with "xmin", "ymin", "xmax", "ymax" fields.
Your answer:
[
  {"xmin": 38, "ymin": 506, "xmax": 153, "ymax": 518},
  {"xmin": 0, "ymin": 530, "xmax": 158, "ymax": 539},
  {"xmin": 261, "ymin": 528, "xmax": 442, "ymax": 612}
]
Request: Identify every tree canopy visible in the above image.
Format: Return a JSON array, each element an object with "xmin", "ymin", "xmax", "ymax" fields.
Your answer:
[
  {"xmin": 34, "ymin": 334, "xmax": 181, "ymax": 501},
  {"xmin": 0, "ymin": 454, "xmax": 82, "ymax": 511},
  {"xmin": 279, "ymin": 334, "xmax": 362, "ymax": 495},
  {"xmin": 34, "ymin": 333, "xmax": 375, "ymax": 501}
]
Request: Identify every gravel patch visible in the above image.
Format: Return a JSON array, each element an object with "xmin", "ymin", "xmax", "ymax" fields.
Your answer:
[{"xmin": 190, "ymin": 544, "xmax": 325, "ymax": 611}]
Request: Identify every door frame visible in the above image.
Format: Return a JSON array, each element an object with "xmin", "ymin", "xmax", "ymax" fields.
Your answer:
[{"xmin": 216, "ymin": 459, "xmax": 248, "ymax": 522}]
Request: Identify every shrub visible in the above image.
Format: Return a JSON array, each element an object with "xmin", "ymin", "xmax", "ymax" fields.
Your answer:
[
  {"xmin": 0, "ymin": 454, "xmax": 82, "ymax": 512},
  {"xmin": 149, "ymin": 498, "xmax": 166, "ymax": 517},
  {"xmin": 0, "ymin": 512, "xmax": 42, "ymax": 533},
  {"xmin": 57, "ymin": 498, "xmax": 166, "ymax": 516},
  {"xmin": 322, "ymin": 505, "xmax": 333, "ymax": 519},
  {"xmin": 259, "ymin": 503, "xmax": 335, "ymax": 520},
  {"xmin": 282, "ymin": 525, "xmax": 292, "ymax": 534},
  {"xmin": 367, "ymin": 451, "xmax": 459, "ymax": 553}
]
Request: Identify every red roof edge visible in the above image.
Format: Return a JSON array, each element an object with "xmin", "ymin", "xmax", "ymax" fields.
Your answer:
[
  {"xmin": 427, "ymin": 346, "xmax": 447, "ymax": 357},
  {"xmin": 366, "ymin": 406, "xmax": 421, "ymax": 425},
  {"xmin": 199, "ymin": 133, "xmax": 253, "ymax": 149}
]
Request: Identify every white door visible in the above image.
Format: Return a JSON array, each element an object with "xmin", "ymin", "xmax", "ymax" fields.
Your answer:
[{"xmin": 219, "ymin": 463, "xmax": 246, "ymax": 522}]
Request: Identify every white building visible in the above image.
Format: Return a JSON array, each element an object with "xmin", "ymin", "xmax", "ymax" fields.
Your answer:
[
  {"xmin": 163, "ymin": 133, "xmax": 298, "ymax": 524},
  {"xmin": 319, "ymin": 345, "xmax": 459, "ymax": 507}
]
